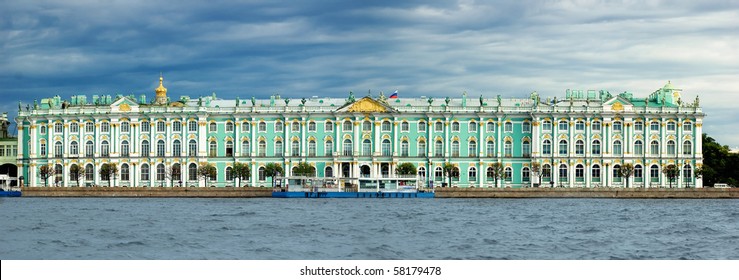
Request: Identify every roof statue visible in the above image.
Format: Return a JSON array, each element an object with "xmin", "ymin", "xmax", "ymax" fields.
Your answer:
[
  {"xmin": 427, "ymin": 97, "xmax": 433, "ymax": 105},
  {"xmin": 497, "ymin": 95, "xmax": 501, "ymax": 106},
  {"xmin": 251, "ymin": 96, "xmax": 256, "ymax": 106},
  {"xmin": 378, "ymin": 91, "xmax": 387, "ymax": 103},
  {"xmin": 235, "ymin": 97, "xmax": 240, "ymax": 106},
  {"xmin": 284, "ymin": 98, "xmax": 290, "ymax": 105},
  {"xmin": 348, "ymin": 91, "xmax": 355, "ymax": 103},
  {"xmin": 479, "ymin": 95, "xmax": 483, "ymax": 105},
  {"xmin": 301, "ymin": 98, "xmax": 307, "ymax": 105},
  {"xmin": 198, "ymin": 97, "xmax": 203, "ymax": 106},
  {"xmin": 445, "ymin": 97, "xmax": 450, "ymax": 105}
]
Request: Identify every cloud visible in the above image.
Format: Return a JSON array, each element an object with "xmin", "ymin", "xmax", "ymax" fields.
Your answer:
[{"xmin": 2, "ymin": 0, "xmax": 739, "ymax": 146}]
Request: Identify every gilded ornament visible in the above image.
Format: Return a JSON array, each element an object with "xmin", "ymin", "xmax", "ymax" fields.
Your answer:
[{"xmin": 120, "ymin": 103, "xmax": 132, "ymax": 112}]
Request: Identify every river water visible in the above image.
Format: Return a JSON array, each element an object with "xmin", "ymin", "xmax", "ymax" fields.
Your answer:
[{"xmin": 1, "ymin": 198, "xmax": 737, "ymax": 259}]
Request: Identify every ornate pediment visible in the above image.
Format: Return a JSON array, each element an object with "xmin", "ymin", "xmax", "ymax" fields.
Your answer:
[
  {"xmin": 110, "ymin": 96, "xmax": 139, "ymax": 113},
  {"xmin": 343, "ymin": 97, "xmax": 393, "ymax": 113}
]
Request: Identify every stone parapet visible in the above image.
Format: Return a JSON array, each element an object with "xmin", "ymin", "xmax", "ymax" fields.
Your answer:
[
  {"xmin": 21, "ymin": 187, "xmax": 272, "ymax": 198},
  {"xmin": 436, "ymin": 187, "xmax": 739, "ymax": 198}
]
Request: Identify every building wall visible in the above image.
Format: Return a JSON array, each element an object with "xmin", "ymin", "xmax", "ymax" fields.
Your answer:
[{"xmin": 16, "ymin": 83, "xmax": 705, "ymax": 188}]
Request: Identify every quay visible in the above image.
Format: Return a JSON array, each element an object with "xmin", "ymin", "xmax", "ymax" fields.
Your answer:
[{"xmin": 18, "ymin": 186, "xmax": 739, "ymax": 198}]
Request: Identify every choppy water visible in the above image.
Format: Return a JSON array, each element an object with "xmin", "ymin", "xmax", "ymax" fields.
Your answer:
[{"xmin": 0, "ymin": 198, "xmax": 737, "ymax": 259}]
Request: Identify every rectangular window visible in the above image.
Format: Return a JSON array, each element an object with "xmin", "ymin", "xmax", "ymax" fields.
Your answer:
[
  {"xmin": 141, "ymin": 122, "xmax": 150, "ymax": 132},
  {"xmin": 418, "ymin": 142, "xmax": 426, "ymax": 156},
  {"xmin": 419, "ymin": 122, "xmax": 426, "ymax": 132},
  {"xmin": 242, "ymin": 122, "xmax": 250, "ymax": 133},
  {"xmin": 157, "ymin": 121, "xmax": 165, "ymax": 132},
  {"xmin": 591, "ymin": 121, "xmax": 601, "ymax": 132},
  {"xmin": 325, "ymin": 122, "xmax": 333, "ymax": 132},
  {"xmin": 435, "ymin": 122, "xmax": 443, "ymax": 132},
  {"xmin": 308, "ymin": 122, "xmax": 316, "ymax": 132},
  {"xmin": 504, "ymin": 122, "xmax": 512, "ymax": 133},
  {"xmin": 401, "ymin": 122, "xmax": 409, "ymax": 132},
  {"xmin": 650, "ymin": 121, "xmax": 660, "ymax": 131},
  {"xmin": 101, "ymin": 122, "xmax": 110, "ymax": 133},
  {"xmin": 275, "ymin": 122, "xmax": 283, "ymax": 132},
  {"xmin": 189, "ymin": 121, "xmax": 198, "ymax": 132},
  {"xmin": 121, "ymin": 122, "xmax": 130, "ymax": 133},
  {"xmin": 71, "ymin": 123, "xmax": 79, "ymax": 133},
  {"xmin": 173, "ymin": 121, "xmax": 181, "ymax": 132},
  {"xmin": 523, "ymin": 122, "xmax": 531, "ymax": 133},
  {"xmin": 469, "ymin": 123, "xmax": 477, "ymax": 133},
  {"xmin": 325, "ymin": 142, "xmax": 333, "ymax": 156}
]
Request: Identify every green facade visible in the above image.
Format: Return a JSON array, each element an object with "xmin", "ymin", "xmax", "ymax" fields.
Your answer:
[{"xmin": 16, "ymin": 79, "xmax": 705, "ymax": 188}]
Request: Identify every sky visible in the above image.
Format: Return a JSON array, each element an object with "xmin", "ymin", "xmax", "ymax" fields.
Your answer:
[{"xmin": 2, "ymin": 0, "xmax": 739, "ymax": 146}]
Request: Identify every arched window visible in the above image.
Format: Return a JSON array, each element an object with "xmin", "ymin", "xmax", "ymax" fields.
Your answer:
[
  {"xmin": 522, "ymin": 167, "xmax": 530, "ymax": 182},
  {"xmin": 667, "ymin": 140, "xmax": 676, "ymax": 155},
  {"xmin": 308, "ymin": 140, "xmax": 316, "ymax": 157},
  {"xmin": 486, "ymin": 122, "xmax": 495, "ymax": 132},
  {"xmin": 543, "ymin": 164, "xmax": 552, "ymax": 178},
  {"xmin": 468, "ymin": 140, "xmax": 477, "ymax": 157},
  {"xmin": 469, "ymin": 121, "xmax": 477, "ymax": 132},
  {"xmin": 543, "ymin": 139, "xmax": 551, "ymax": 155},
  {"xmin": 343, "ymin": 120, "xmax": 352, "ymax": 131},
  {"xmin": 635, "ymin": 140, "xmax": 643, "ymax": 155},
  {"xmin": 402, "ymin": 121, "xmax": 410, "ymax": 132},
  {"xmin": 634, "ymin": 165, "xmax": 643, "ymax": 180},
  {"xmin": 291, "ymin": 121, "xmax": 299, "ymax": 132},
  {"xmin": 85, "ymin": 164, "xmax": 94, "ymax": 181},
  {"xmin": 575, "ymin": 120, "xmax": 585, "ymax": 131},
  {"xmin": 241, "ymin": 121, "xmax": 250, "ymax": 133},
  {"xmin": 683, "ymin": 165, "xmax": 692, "ymax": 180},
  {"xmin": 172, "ymin": 140, "xmax": 181, "ymax": 156},
  {"xmin": 613, "ymin": 140, "xmax": 622, "ymax": 155},
  {"xmin": 209, "ymin": 141, "xmax": 217, "ymax": 157},
  {"xmin": 418, "ymin": 166, "xmax": 426, "ymax": 178},
  {"xmin": 343, "ymin": 139, "xmax": 352, "ymax": 156},
  {"xmin": 363, "ymin": 139, "xmax": 372, "ymax": 156},
  {"xmin": 575, "ymin": 164, "xmax": 584, "ymax": 180},
  {"xmin": 209, "ymin": 122, "xmax": 217, "ymax": 132},
  {"xmin": 291, "ymin": 140, "xmax": 299, "ymax": 156},
  {"xmin": 189, "ymin": 163, "xmax": 198, "ymax": 181},
  {"xmin": 417, "ymin": 141, "xmax": 426, "ymax": 156},
  {"xmin": 70, "ymin": 141, "xmax": 79, "ymax": 156},
  {"xmin": 275, "ymin": 140, "xmax": 283, "ymax": 156},
  {"xmin": 156, "ymin": 140, "xmax": 165, "ymax": 157},
  {"xmin": 121, "ymin": 140, "xmax": 129, "ymax": 157},
  {"xmin": 418, "ymin": 121, "xmax": 427, "ymax": 132},
  {"xmin": 435, "ymin": 140, "xmax": 443, "ymax": 157},
  {"xmin": 486, "ymin": 141, "xmax": 495, "ymax": 157},
  {"xmin": 325, "ymin": 166, "xmax": 333, "ymax": 178},
  {"xmin": 504, "ymin": 167, "xmax": 512, "ymax": 181},
  {"xmin": 382, "ymin": 121, "xmax": 391, "ymax": 132},
  {"xmin": 452, "ymin": 121, "xmax": 460, "ymax": 132},
  {"xmin": 275, "ymin": 121, "xmax": 283, "ymax": 132},
  {"xmin": 54, "ymin": 164, "xmax": 63, "ymax": 183},
  {"xmin": 522, "ymin": 140, "xmax": 530, "ymax": 157},
  {"xmin": 559, "ymin": 120, "xmax": 568, "ymax": 131},
  {"xmin": 189, "ymin": 140, "xmax": 197, "ymax": 156},
  {"xmin": 613, "ymin": 121, "xmax": 622, "ymax": 132},
  {"xmin": 99, "ymin": 141, "xmax": 109, "ymax": 157},
  {"xmin": 451, "ymin": 141, "xmax": 460, "ymax": 157},
  {"xmin": 226, "ymin": 167, "xmax": 234, "ymax": 181},
  {"xmin": 225, "ymin": 122, "xmax": 233, "ymax": 132},
  {"xmin": 559, "ymin": 164, "xmax": 568, "ymax": 180},
  {"xmin": 258, "ymin": 121, "xmax": 266, "ymax": 132},
  {"xmin": 650, "ymin": 141, "xmax": 660, "ymax": 155},
  {"xmin": 542, "ymin": 120, "xmax": 552, "ymax": 131},
  {"xmin": 468, "ymin": 167, "xmax": 477, "ymax": 180},
  {"xmin": 363, "ymin": 121, "xmax": 371, "ymax": 131},
  {"xmin": 613, "ymin": 164, "xmax": 622, "ymax": 181},
  {"xmin": 592, "ymin": 140, "xmax": 601, "ymax": 155},
  {"xmin": 559, "ymin": 140, "xmax": 568, "ymax": 155},
  {"xmin": 121, "ymin": 164, "xmax": 129, "ymax": 181},
  {"xmin": 324, "ymin": 121, "xmax": 333, "ymax": 132},
  {"xmin": 504, "ymin": 140, "xmax": 512, "ymax": 157},
  {"xmin": 141, "ymin": 164, "xmax": 150, "ymax": 181},
  {"xmin": 634, "ymin": 121, "xmax": 644, "ymax": 132},
  {"xmin": 259, "ymin": 140, "xmax": 266, "ymax": 157},
  {"xmin": 650, "ymin": 165, "xmax": 660, "ymax": 182},
  {"xmin": 189, "ymin": 120, "xmax": 198, "ymax": 132},
  {"xmin": 401, "ymin": 140, "xmax": 409, "ymax": 157},
  {"xmin": 592, "ymin": 121, "xmax": 601, "ymax": 131},
  {"xmin": 592, "ymin": 164, "xmax": 601, "ymax": 180},
  {"xmin": 504, "ymin": 121, "xmax": 512, "ymax": 132},
  {"xmin": 435, "ymin": 167, "xmax": 443, "ymax": 179},
  {"xmin": 575, "ymin": 140, "xmax": 584, "ymax": 155},
  {"xmin": 141, "ymin": 140, "xmax": 149, "ymax": 156},
  {"xmin": 225, "ymin": 141, "xmax": 233, "ymax": 157},
  {"xmin": 683, "ymin": 140, "xmax": 692, "ymax": 155},
  {"xmin": 258, "ymin": 166, "xmax": 266, "ymax": 181},
  {"xmin": 522, "ymin": 122, "xmax": 531, "ymax": 133},
  {"xmin": 667, "ymin": 121, "xmax": 676, "ymax": 131},
  {"xmin": 382, "ymin": 139, "xmax": 392, "ymax": 156},
  {"xmin": 156, "ymin": 164, "xmax": 165, "ymax": 181},
  {"xmin": 435, "ymin": 121, "xmax": 443, "ymax": 132},
  {"xmin": 86, "ymin": 141, "xmax": 94, "ymax": 157},
  {"xmin": 650, "ymin": 121, "xmax": 659, "ymax": 131},
  {"xmin": 172, "ymin": 163, "xmax": 181, "ymax": 182},
  {"xmin": 683, "ymin": 121, "xmax": 692, "ymax": 131},
  {"xmin": 242, "ymin": 140, "xmax": 250, "ymax": 156},
  {"xmin": 486, "ymin": 166, "xmax": 494, "ymax": 179},
  {"xmin": 324, "ymin": 140, "xmax": 333, "ymax": 156},
  {"xmin": 54, "ymin": 141, "xmax": 63, "ymax": 158}
]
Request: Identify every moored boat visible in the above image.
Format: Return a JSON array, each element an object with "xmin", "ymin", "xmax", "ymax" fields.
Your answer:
[{"xmin": 271, "ymin": 176, "xmax": 434, "ymax": 198}]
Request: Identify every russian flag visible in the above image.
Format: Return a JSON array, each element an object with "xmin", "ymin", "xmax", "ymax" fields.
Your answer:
[{"xmin": 389, "ymin": 90, "xmax": 398, "ymax": 99}]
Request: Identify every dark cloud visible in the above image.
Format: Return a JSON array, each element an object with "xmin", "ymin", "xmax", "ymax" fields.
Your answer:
[{"xmin": 2, "ymin": 0, "xmax": 739, "ymax": 145}]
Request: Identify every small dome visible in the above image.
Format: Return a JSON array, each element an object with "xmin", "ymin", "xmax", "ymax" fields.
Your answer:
[
  {"xmin": 663, "ymin": 80, "xmax": 675, "ymax": 90},
  {"xmin": 155, "ymin": 76, "xmax": 167, "ymax": 96}
]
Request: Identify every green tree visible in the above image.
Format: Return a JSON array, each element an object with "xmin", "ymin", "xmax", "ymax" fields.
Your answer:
[
  {"xmin": 99, "ymin": 163, "xmax": 118, "ymax": 187},
  {"xmin": 165, "ymin": 164, "xmax": 181, "ymax": 187},
  {"xmin": 530, "ymin": 162, "xmax": 542, "ymax": 187},
  {"xmin": 69, "ymin": 164, "xmax": 85, "ymax": 187},
  {"xmin": 198, "ymin": 163, "xmax": 217, "ymax": 187},
  {"xmin": 293, "ymin": 162, "xmax": 316, "ymax": 177},
  {"xmin": 488, "ymin": 162, "xmax": 506, "ymax": 188},
  {"xmin": 619, "ymin": 163, "xmax": 634, "ymax": 188},
  {"xmin": 442, "ymin": 163, "xmax": 455, "ymax": 187},
  {"xmin": 395, "ymin": 162, "xmax": 417, "ymax": 176},
  {"xmin": 663, "ymin": 164, "xmax": 680, "ymax": 188},
  {"xmin": 38, "ymin": 165, "xmax": 53, "ymax": 187},
  {"xmin": 233, "ymin": 162, "xmax": 251, "ymax": 187},
  {"xmin": 264, "ymin": 162, "xmax": 284, "ymax": 187}
]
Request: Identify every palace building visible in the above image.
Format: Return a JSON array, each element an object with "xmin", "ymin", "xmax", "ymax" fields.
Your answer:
[{"xmin": 16, "ymin": 77, "xmax": 704, "ymax": 188}]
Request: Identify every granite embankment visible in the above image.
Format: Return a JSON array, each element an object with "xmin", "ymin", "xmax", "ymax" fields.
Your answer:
[
  {"xmin": 18, "ymin": 186, "xmax": 739, "ymax": 198},
  {"xmin": 435, "ymin": 187, "xmax": 739, "ymax": 198},
  {"xmin": 20, "ymin": 187, "xmax": 272, "ymax": 197}
]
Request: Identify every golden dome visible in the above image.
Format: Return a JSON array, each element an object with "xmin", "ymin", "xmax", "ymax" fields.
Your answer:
[{"xmin": 155, "ymin": 75, "xmax": 167, "ymax": 97}]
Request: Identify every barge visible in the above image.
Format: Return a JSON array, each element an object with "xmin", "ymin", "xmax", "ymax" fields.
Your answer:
[{"xmin": 271, "ymin": 176, "xmax": 434, "ymax": 198}]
